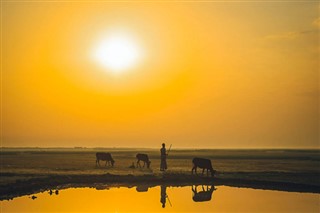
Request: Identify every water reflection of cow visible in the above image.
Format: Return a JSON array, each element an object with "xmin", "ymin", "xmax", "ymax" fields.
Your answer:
[
  {"xmin": 192, "ymin": 185, "xmax": 216, "ymax": 202},
  {"xmin": 96, "ymin": 152, "xmax": 115, "ymax": 167},
  {"xmin": 192, "ymin": 157, "xmax": 216, "ymax": 177},
  {"xmin": 136, "ymin": 185, "xmax": 149, "ymax": 192},
  {"xmin": 136, "ymin": 153, "xmax": 151, "ymax": 168}
]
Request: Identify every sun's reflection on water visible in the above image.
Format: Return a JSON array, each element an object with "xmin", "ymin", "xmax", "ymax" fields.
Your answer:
[{"xmin": 1, "ymin": 185, "xmax": 319, "ymax": 212}]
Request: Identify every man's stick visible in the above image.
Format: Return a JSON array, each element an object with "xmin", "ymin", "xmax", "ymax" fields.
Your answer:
[
  {"xmin": 167, "ymin": 144, "xmax": 172, "ymax": 156},
  {"xmin": 167, "ymin": 194, "xmax": 172, "ymax": 207}
]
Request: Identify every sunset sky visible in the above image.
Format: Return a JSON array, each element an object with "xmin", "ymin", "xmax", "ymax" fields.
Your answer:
[{"xmin": 2, "ymin": 1, "xmax": 319, "ymax": 148}]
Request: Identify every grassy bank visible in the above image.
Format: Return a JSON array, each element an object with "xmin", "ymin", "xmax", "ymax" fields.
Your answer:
[{"xmin": 1, "ymin": 148, "xmax": 319, "ymax": 200}]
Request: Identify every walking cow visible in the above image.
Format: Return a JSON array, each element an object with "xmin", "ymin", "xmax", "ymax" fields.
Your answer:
[
  {"xmin": 96, "ymin": 152, "xmax": 115, "ymax": 167},
  {"xmin": 191, "ymin": 157, "xmax": 216, "ymax": 177}
]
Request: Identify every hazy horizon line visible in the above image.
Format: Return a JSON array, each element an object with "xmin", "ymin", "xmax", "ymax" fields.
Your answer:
[{"xmin": 1, "ymin": 146, "xmax": 319, "ymax": 150}]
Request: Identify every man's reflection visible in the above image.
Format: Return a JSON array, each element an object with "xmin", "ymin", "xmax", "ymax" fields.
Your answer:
[
  {"xmin": 160, "ymin": 185, "xmax": 167, "ymax": 208},
  {"xmin": 192, "ymin": 185, "xmax": 216, "ymax": 202}
]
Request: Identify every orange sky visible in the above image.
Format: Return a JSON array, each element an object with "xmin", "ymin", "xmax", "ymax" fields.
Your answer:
[{"xmin": 1, "ymin": 2, "xmax": 319, "ymax": 148}]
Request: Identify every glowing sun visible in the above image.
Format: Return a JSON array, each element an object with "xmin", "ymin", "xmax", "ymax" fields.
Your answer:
[{"xmin": 93, "ymin": 34, "xmax": 141, "ymax": 73}]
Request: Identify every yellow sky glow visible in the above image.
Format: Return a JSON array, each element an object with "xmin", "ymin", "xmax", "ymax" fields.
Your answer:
[{"xmin": 2, "ymin": 2, "xmax": 319, "ymax": 148}]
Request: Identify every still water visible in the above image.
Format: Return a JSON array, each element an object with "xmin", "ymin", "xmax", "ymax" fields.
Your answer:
[{"xmin": 1, "ymin": 185, "xmax": 319, "ymax": 213}]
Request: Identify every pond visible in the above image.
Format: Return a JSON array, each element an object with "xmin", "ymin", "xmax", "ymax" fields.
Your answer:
[{"xmin": 1, "ymin": 185, "xmax": 319, "ymax": 212}]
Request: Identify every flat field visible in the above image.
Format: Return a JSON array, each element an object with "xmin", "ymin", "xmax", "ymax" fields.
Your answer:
[{"xmin": 1, "ymin": 148, "xmax": 319, "ymax": 186}]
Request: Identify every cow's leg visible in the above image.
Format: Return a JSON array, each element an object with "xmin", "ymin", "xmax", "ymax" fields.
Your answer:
[
  {"xmin": 207, "ymin": 169, "xmax": 209, "ymax": 176},
  {"xmin": 96, "ymin": 159, "xmax": 100, "ymax": 167},
  {"xmin": 137, "ymin": 160, "xmax": 140, "ymax": 168},
  {"xmin": 143, "ymin": 161, "xmax": 146, "ymax": 168},
  {"xmin": 192, "ymin": 166, "xmax": 197, "ymax": 174},
  {"xmin": 192, "ymin": 185, "xmax": 196, "ymax": 193},
  {"xmin": 202, "ymin": 168, "xmax": 205, "ymax": 175},
  {"xmin": 192, "ymin": 185, "xmax": 198, "ymax": 194}
]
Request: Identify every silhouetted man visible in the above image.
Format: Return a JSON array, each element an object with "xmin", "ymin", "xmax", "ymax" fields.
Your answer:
[{"xmin": 160, "ymin": 143, "xmax": 167, "ymax": 171}]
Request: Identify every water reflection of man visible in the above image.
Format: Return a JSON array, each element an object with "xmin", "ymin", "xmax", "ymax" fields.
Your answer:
[
  {"xmin": 160, "ymin": 185, "xmax": 167, "ymax": 208},
  {"xmin": 160, "ymin": 143, "xmax": 167, "ymax": 171}
]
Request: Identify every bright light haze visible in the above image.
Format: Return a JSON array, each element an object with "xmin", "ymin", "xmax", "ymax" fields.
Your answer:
[
  {"xmin": 93, "ymin": 33, "xmax": 141, "ymax": 72},
  {"xmin": 2, "ymin": 2, "xmax": 319, "ymax": 148}
]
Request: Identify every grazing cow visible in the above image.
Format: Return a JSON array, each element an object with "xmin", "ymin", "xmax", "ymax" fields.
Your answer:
[
  {"xmin": 96, "ymin": 152, "xmax": 115, "ymax": 167},
  {"xmin": 192, "ymin": 157, "xmax": 216, "ymax": 177},
  {"xmin": 192, "ymin": 185, "xmax": 216, "ymax": 202},
  {"xmin": 136, "ymin": 153, "xmax": 151, "ymax": 168}
]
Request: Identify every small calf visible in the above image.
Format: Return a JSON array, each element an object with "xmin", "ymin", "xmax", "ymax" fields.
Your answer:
[
  {"xmin": 192, "ymin": 157, "xmax": 216, "ymax": 177},
  {"xmin": 136, "ymin": 153, "xmax": 151, "ymax": 168},
  {"xmin": 96, "ymin": 152, "xmax": 115, "ymax": 167}
]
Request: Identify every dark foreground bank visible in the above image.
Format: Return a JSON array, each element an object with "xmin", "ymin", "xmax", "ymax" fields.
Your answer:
[{"xmin": 1, "ymin": 172, "xmax": 320, "ymax": 201}]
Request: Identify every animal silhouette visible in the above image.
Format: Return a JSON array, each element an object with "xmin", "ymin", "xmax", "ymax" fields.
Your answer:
[
  {"xmin": 96, "ymin": 152, "xmax": 115, "ymax": 167},
  {"xmin": 192, "ymin": 185, "xmax": 216, "ymax": 202},
  {"xmin": 136, "ymin": 185, "xmax": 149, "ymax": 192},
  {"xmin": 136, "ymin": 153, "xmax": 151, "ymax": 168},
  {"xmin": 192, "ymin": 157, "xmax": 216, "ymax": 177}
]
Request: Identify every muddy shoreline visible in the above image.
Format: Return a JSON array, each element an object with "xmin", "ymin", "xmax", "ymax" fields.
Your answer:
[{"xmin": 1, "ymin": 173, "xmax": 319, "ymax": 201}]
